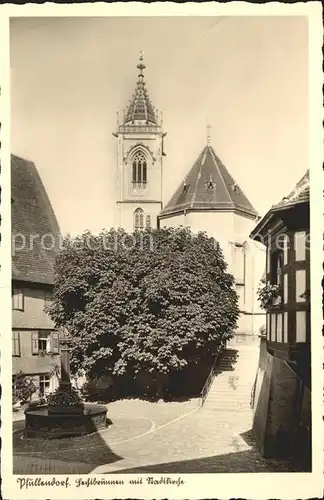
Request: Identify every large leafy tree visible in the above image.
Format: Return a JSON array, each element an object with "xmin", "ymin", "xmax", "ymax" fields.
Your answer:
[{"xmin": 48, "ymin": 227, "xmax": 239, "ymax": 397}]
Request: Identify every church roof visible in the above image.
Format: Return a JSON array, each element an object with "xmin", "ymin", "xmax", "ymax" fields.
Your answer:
[
  {"xmin": 11, "ymin": 154, "xmax": 60, "ymax": 285},
  {"xmin": 124, "ymin": 53, "xmax": 158, "ymax": 125},
  {"xmin": 159, "ymin": 145, "xmax": 259, "ymax": 219}
]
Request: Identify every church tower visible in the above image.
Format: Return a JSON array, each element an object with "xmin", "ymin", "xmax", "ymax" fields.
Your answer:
[{"xmin": 113, "ymin": 53, "xmax": 166, "ymax": 232}]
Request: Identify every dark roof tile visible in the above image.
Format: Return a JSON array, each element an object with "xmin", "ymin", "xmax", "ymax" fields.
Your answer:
[{"xmin": 11, "ymin": 154, "xmax": 60, "ymax": 285}]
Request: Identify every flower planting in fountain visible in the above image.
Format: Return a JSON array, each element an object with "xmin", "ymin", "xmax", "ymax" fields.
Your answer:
[{"xmin": 47, "ymin": 387, "xmax": 83, "ymax": 408}]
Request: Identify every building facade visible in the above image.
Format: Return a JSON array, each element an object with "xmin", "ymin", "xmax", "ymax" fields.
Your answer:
[
  {"xmin": 114, "ymin": 55, "xmax": 265, "ymax": 334},
  {"xmin": 250, "ymin": 171, "xmax": 311, "ymax": 469},
  {"xmin": 12, "ymin": 154, "xmax": 61, "ymax": 399}
]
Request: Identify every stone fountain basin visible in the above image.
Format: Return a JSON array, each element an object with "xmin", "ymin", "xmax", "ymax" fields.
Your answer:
[{"xmin": 24, "ymin": 403, "xmax": 108, "ymax": 439}]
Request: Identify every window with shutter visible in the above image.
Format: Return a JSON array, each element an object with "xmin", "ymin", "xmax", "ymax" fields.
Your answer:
[
  {"xmin": 44, "ymin": 290, "xmax": 53, "ymax": 307},
  {"xmin": 12, "ymin": 331, "xmax": 20, "ymax": 356},
  {"xmin": 31, "ymin": 332, "xmax": 39, "ymax": 355},
  {"xmin": 12, "ymin": 288, "xmax": 24, "ymax": 311},
  {"xmin": 51, "ymin": 332, "xmax": 59, "ymax": 354}
]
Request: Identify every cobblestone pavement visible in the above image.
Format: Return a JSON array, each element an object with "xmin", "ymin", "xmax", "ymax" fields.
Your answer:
[
  {"xmin": 13, "ymin": 398, "xmax": 300, "ymax": 474},
  {"xmin": 91, "ymin": 401, "xmax": 299, "ymax": 473}
]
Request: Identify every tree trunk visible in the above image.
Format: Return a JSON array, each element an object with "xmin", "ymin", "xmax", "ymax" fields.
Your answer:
[{"xmin": 155, "ymin": 373, "xmax": 169, "ymax": 401}]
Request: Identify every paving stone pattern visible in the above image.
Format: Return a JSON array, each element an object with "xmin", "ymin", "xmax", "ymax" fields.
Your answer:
[{"xmin": 13, "ymin": 340, "xmax": 299, "ymax": 474}]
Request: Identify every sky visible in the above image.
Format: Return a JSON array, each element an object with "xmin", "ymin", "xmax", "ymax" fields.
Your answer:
[{"xmin": 10, "ymin": 15, "xmax": 308, "ymax": 236}]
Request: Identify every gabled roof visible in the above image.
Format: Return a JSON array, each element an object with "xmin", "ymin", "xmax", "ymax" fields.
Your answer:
[
  {"xmin": 250, "ymin": 170, "xmax": 309, "ymax": 241},
  {"xmin": 159, "ymin": 145, "xmax": 259, "ymax": 219},
  {"xmin": 124, "ymin": 54, "xmax": 157, "ymax": 125},
  {"xmin": 11, "ymin": 154, "xmax": 60, "ymax": 285}
]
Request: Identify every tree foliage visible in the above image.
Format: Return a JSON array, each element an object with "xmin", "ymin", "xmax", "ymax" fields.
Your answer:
[{"xmin": 48, "ymin": 227, "xmax": 239, "ymax": 387}]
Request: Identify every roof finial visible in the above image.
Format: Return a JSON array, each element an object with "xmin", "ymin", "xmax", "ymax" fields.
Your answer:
[
  {"xmin": 137, "ymin": 50, "xmax": 146, "ymax": 77},
  {"xmin": 206, "ymin": 122, "xmax": 212, "ymax": 146}
]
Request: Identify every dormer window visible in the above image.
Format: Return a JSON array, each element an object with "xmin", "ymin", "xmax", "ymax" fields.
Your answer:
[{"xmin": 205, "ymin": 175, "xmax": 216, "ymax": 190}]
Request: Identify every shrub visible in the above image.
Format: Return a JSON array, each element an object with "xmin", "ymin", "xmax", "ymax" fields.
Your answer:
[{"xmin": 12, "ymin": 371, "xmax": 37, "ymax": 403}]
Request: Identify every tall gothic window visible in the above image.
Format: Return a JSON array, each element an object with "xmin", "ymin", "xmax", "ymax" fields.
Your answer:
[
  {"xmin": 132, "ymin": 151, "xmax": 147, "ymax": 185},
  {"xmin": 134, "ymin": 208, "xmax": 144, "ymax": 230}
]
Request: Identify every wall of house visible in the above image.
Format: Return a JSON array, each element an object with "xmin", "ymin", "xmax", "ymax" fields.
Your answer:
[
  {"xmin": 12, "ymin": 286, "xmax": 55, "ymax": 330},
  {"xmin": 12, "ymin": 283, "xmax": 60, "ymax": 393},
  {"xmin": 12, "ymin": 329, "xmax": 59, "ymax": 374},
  {"xmin": 252, "ymin": 337, "xmax": 311, "ymax": 469}
]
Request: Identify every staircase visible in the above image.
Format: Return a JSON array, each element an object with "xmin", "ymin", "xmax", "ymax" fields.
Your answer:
[{"xmin": 202, "ymin": 340, "xmax": 259, "ymax": 418}]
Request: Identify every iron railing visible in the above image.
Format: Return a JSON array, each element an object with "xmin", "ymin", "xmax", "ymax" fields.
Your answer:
[{"xmin": 199, "ymin": 342, "xmax": 226, "ymax": 407}]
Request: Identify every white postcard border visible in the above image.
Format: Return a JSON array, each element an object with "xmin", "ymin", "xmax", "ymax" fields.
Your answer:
[{"xmin": 1, "ymin": 2, "xmax": 323, "ymax": 499}]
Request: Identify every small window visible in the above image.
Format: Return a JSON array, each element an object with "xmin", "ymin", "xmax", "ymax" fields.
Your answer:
[
  {"xmin": 12, "ymin": 288, "xmax": 24, "ymax": 311},
  {"xmin": 283, "ymin": 312, "xmax": 288, "ymax": 343},
  {"xmin": 296, "ymin": 311, "xmax": 306, "ymax": 342},
  {"xmin": 283, "ymin": 234, "xmax": 289, "ymax": 265},
  {"xmin": 266, "ymin": 313, "xmax": 270, "ymax": 340},
  {"xmin": 32, "ymin": 331, "xmax": 50, "ymax": 355},
  {"xmin": 234, "ymin": 244, "xmax": 245, "ymax": 285},
  {"xmin": 270, "ymin": 250, "xmax": 283, "ymax": 286},
  {"xmin": 39, "ymin": 374, "xmax": 51, "ymax": 397},
  {"xmin": 38, "ymin": 331, "xmax": 48, "ymax": 352},
  {"xmin": 294, "ymin": 231, "xmax": 306, "ymax": 261},
  {"xmin": 44, "ymin": 290, "xmax": 53, "ymax": 307},
  {"xmin": 146, "ymin": 215, "xmax": 151, "ymax": 229},
  {"xmin": 277, "ymin": 314, "xmax": 283, "ymax": 342},
  {"xmin": 266, "ymin": 247, "xmax": 271, "ymax": 273},
  {"xmin": 134, "ymin": 208, "xmax": 144, "ymax": 231},
  {"xmin": 12, "ymin": 331, "xmax": 20, "ymax": 357},
  {"xmin": 296, "ymin": 269, "xmax": 306, "ymax": 303},
  {"xmin": 283, "ymin": 273, "xmax": 288, "ymax": 304},
  {"xmin": 271, "ymin": 314, "xmax": 276, "ymax": 342}
]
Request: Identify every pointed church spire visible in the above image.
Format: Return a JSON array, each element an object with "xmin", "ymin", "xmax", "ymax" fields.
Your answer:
[{"xmin": 123, "ymin": 52, "xmax": 158, "ymax": 126}]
